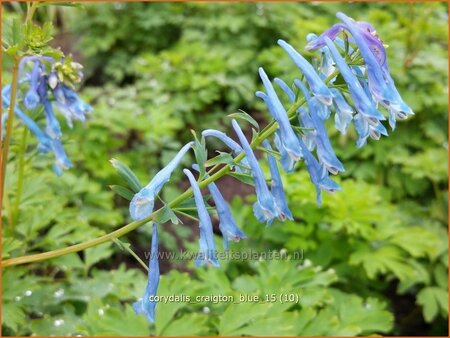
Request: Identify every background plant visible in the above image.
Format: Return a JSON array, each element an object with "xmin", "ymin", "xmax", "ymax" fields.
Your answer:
[{"xmin": 2, "ymin": 2, "xmax": 448, "ymax": 336}]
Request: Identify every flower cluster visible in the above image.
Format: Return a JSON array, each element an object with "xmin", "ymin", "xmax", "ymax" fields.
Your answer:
[
  {"xmin": 2, "ymin": 56, "xmax": 92, "ymax": 175},
  {"xmin": 130, "ymin": 12, "xmax": 413, "ymax": 323}
]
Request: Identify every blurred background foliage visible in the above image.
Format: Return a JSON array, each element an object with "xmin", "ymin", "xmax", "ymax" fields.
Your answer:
[{"xmin": 2, "ymin": 2, "xmax": 448, "ymax": 336}]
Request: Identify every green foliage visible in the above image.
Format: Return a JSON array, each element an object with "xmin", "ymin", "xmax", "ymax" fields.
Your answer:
[{"xmin": 2, "ymin": 2, "xmax": 448, "ymax": 337}]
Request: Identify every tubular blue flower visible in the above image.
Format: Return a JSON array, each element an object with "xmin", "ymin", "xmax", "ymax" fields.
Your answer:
[
  {"xmin": 294, "ymin": 79, "xmax": 345, "ymax": 175},
  {"xmin": 192, "ymin": 164, "xmax": 246, "ymax": 250},
  {"xmin": 278, "ymin": 39, "xmax": 333, "ymax": 106},
  {"xmin": 306, "ymin": 34, "xmax": 336, "ymax": 79},
  {"xmin": 257, "ymin": 67, "xmax": 302, "ymax": 164},
  {"xmin": 133, "ymin": 223, "xmax": 160, "ymax": 323},
  {"xmin": 296, "ymin": 107, "xmax": 316, "ymax": 151},
  {"xmin": 336, "ymin": 12, "xmax": 413, "ymax": 127},
  {"xmin": 273, "ymin": 130, "xmax": 297, "ymax": 173},
  {"xmin": 2, "ymin": 85, "xmax": 53, "ymax": 153},
  {"xmin": 129, "ymin": 142, "xmax": 193, "ymax": 221},
  {"xmin": 23, "ymin": 61, "xmax": 42, "ymax": 110},
  {"xmin": 231, "ymin": 119, "xmax": 278, "ymax": 224},
  {"xmin": 298, "ymin": 137, "xmax": 341, "ymax": 206},
  {"xmin": 37, "ymin": 76, "xmax": 62, "ymax": 139},
  {"xmin": 330, "ymin": 88, "xmax": 354, "ymax": 134},
  {"xmin": 201, "ymin": 129, "xmax": 250, "ymax": 172},
  {"xmin": 274, "ymin": 77, "xmax": 295, "ymax": 103},
  {"xmin": 324, "ymin": 37, "xmax": 386, "ymax": 131},
  {"xmin": 262, "ymin": 140, "xmax": 293, "ymax": 221},
  {"xmin": 54, "ymin": 84, "xmax": 93, "ymax": 128},
  {"xmin": 51, "ymin": 139, "xmax": 73, "ymax": 176},
  {"xmin": 183, "ymin": 169, "xmax": 220, "ymax": 267}
]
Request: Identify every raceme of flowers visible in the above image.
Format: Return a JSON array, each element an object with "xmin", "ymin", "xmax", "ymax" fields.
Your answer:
[
  {"xmin": 1, "ymin": 56, "xmax": 92, "ymax": 175},
  {"xmin": 131, "ymin": 12, "xmax": 414, "ymax": 323}
]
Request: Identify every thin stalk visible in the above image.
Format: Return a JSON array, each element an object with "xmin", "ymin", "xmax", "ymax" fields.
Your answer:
[
  {"xmin": 1, "ymin": 57, "xmax": 21, "ymax": 214},
  {"xmin": 13, "ymin": 126, "xmax": 28, "ymax": 225},
  {"xmin": 2, "ymin": 69, "xmax": 339, "ymax": 268}
]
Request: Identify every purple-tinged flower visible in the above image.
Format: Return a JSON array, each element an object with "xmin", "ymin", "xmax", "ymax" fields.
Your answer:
[
  {"xmin": 51, "ymin": 139, "xmax": 72, "ymax": 176},
  {"xmin": 133, "ymin": 223, "xmax": 160, "ymax": 323},
  {"xmin": 129, "ymin": 142, "xmax": 193, "ymax": 221},
  {"xmin": 336, "ymin": 13, "xmax": 413, "ymax": 127},
  {"xmin": 305, "ymin": 23, "xmax": 347, "ymax": 51},
  {"xmin": 257, "ymin": 67, "xmax": 302, "ymax": 164},
  {"xmin": 23, "ymin": 61, "xmax": 42, "ymax": 110},
  {"xmin": 183, "ymin": 169, "xmax": 220, "ymax": 267},
  {"xmin": 278, "ymin": 39, "xmax": 333, "ymax": 106},
  {"xmin": 262, "ymin": 140, "xmax": 293, "ymax": 221},
  {"xmin": 330, "ymin": 88, "xmax": 354, "ymax": 134},
  {"xmin": 294, "ymin": 79, "xmax": 345, "ymax": 175},
  {"xmin": 298, "ymin": 137, "xmax": 341, "ymax": 206},
  {"xmin": 54, "ymin": 84, "xmax": 92, "ymax": 128},
  {"xmin": 192, "ymin": 164, "xmax": 246, "ymax": 250},
  {"xmin": 231, "ymin": 119, "xmax": 278, "ymax": 224}
]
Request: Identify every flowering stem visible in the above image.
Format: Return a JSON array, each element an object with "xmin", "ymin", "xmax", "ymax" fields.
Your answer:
[
  {"xmin": 1, "ymin": 57, "xmax": 21, "ymax": 217},
  {"xmin": 2, "ymin": 69, "xmax": 339, "ymax": 268}
]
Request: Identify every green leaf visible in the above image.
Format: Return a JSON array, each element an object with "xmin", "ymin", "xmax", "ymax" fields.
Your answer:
[
  {"xmin": 110, "ymin": 158, "xmax": 143, "ymax": 193},
  {"xmin": 417, "ymin": 287, "xmax": 448, "ymax": 322},
  {"xmin": 228, "ymin": 110, "xmax": 259, "ymax": 131},
  {"xmin": 228, "ymin": 172, "xmax": 255, "ymax": 186},
  {"xmin": 109, "ymin": 185, "xmax": 135, "ymax": 200},
  {"xmin": 205, "ymin": 152, "xmax": 235, "ymax": 167},
  {"xmin": 155, "ymin": 204, "xmax": 180, "ymax": 224},
  {"xmin": 191, "ymin": 131, "xmax": 207, "ymax": 179},
  {"xmin": 84, "ymin": 242, "xmax": 114, "ymax": 270}
]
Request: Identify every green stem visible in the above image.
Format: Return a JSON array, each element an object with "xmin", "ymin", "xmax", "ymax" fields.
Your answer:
[
  {"xmin": 25, "ymin": 1, "xmax": 39, "ymax": 24},
  {"xmin": 1, "ymin": 57, "xmax": 21, "ymax": 219},
  {"xmin": 2, "ymin": 69, "xmax": 339, "ymax": 268},
  {"xmin": 13, "ymin": 126, "xmax": 28, "ymax": 225}
]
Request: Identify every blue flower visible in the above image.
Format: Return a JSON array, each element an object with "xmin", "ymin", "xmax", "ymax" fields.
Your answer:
[
  {"xmin": 262, "ymin": 140, "xmax": 293, "ymax": 221},
  {"xmin": 330, "ymin": 88, "xmax": 354, "ymax": 134},
  {"xmin": 201, "ymin": 129, "xmax": 250, "ymax": 173},
  {"xmin": 192, "ymin": 164, "xmax": 246, "ymax": 250},
  {"xmin": 324, "ymin": 37, "xmax": 388, "ymax": 147},
  {"xmin": 37, "ymin": 76, "xmax": 62, "ymax": 139},
  {"xmin": 133, "ymin": 223, "xmax": 160, "ymax": 323},
  {"xmin": 258, "ymin": 67, "xmax": 302, "ymax": 165},
  {"xmin": 273, "ymin": 130, "xmax": 297, "ymax": 173},
  {"xmin": 336, "ymin": 12, "xmax": 413, "ymax": 128},
  {"xmin": 294, "ymin": 79, "xmax": 345, "ymax": 175},
  {"xmin": 51, "ymin": 139, "xmax": 72, "ymax": 176},
  {"xmin": 278, "ymin": 39, "xmax": 333, "ymax": 106},
  {"xmin": 54, "ymin": 84, "xmax": 92, "ymax": 128},
  {"xmin": 129, "ymin": 142, "xmax": 193, "ymax": 221},
  {"xmin": 183, "ymin": 168, "xmax": 220, "ymax": 267},
  {"xmin": 298, "ymin": 138, "xmax": 341, "ymax": 206},
  {"xmin": 2, "ymin": 85, "xmax": 53, "ymax": 153},
  {"xmin": 231, "ymin": 119, "xmax": 278, "ymax": 224},
  {"xmin": 23, "ymin": 61, "xmax": 42, "ymax": 110},
  {"xmin": 274, "ymin": 77, "xmax": 295, "ymax": 103},
  {"xmin": 306, "ymin": 34, "xmax": 336, "ymax": 79}
]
